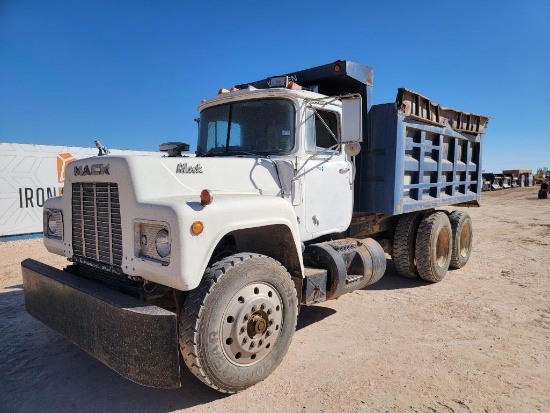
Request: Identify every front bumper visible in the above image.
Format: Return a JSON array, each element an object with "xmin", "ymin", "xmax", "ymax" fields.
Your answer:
[{"xmin": 21, "ymin": 259, "xmax": 181, "ymax": 389}]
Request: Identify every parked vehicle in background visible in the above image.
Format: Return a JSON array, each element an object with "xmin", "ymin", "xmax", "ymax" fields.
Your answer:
[
  {"xmin": 482, "ymin": 174, "xmax": 492, "ymax": 191},
  {"xmin": 503, "ymin": 169, "xmax": 533, "ymax": 188},
  {"xmin": 482, "ymin": 173, "xmax": 504, "ymax": 191},
  {"xmin": 534, "ymin": 167, "xmax": 548, "ymax": 185},
  {"xmin": 539, "ymin": 181, "xmax": 549, "ymax": 199}
]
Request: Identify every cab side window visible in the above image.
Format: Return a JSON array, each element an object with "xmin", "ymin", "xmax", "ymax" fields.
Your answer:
[{"xmin": 305, "ymin": 109, "xmax": 339, "ymax": 153}]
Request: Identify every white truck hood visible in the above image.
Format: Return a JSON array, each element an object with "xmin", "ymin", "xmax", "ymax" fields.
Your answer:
[{"xmin": 66, "ymin": 155, "xmax": 288, "ymax": 202}]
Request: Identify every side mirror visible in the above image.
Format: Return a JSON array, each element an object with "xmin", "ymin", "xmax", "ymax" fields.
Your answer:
[{"xmin": 341, "ymin": 95, "xmax": 363, "ymax": 143}]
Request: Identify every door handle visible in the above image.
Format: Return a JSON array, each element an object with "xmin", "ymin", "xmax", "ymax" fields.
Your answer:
[{"xmin": 339, "ymin": 168, "xmax": 350, "ymax": 174}]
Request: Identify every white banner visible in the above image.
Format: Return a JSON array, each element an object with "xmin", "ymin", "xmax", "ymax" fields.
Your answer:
[{"xmin": 0, "ymin": 142, "xmax": 161, "ymax": 236}]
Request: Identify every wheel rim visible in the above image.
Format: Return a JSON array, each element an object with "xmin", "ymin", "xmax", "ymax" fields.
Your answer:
[
  {"xmin": 460, "ymin": 222, "xmax": 472, "ymax": 258},
  {"xmin": 435, "ymin": 227, "xmax": 451, "ymax": 268},
  {"xmin": 220, "ymin": 282, "xmax": 283, "ymax": 366}
]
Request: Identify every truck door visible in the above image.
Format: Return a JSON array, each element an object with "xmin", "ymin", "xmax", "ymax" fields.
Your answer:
[{"xmin": 301, "ymin": 108, "xmax": 353, "ymax": 237}]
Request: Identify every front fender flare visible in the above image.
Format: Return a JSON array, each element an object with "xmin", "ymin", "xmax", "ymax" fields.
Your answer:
[{"xmin": 179, "ymin": 195, "xmax": 303, "ymax": 290}]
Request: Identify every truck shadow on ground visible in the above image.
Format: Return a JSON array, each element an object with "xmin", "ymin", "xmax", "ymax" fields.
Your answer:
[
  {"xmin": 1, "ymin": 283, "xmax": 333, "ymax": 412},
  {"xmin": 0, "ymin": 284, "xmax": 228, "ymax": 412},
  {"xmin": 296, "ymin": 305, "xmax": 336, "ymax": 331},
  {"xmin": 365, "ymin": 259, "xmax": 431, "ymax": 291},
  {"xmin": 0, "ymin": 261, "xmax": 429, "ymax": 412}
]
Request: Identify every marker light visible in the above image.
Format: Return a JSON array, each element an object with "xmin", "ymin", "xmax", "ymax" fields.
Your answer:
[
  {"xmin": 191, "ymin": 221, "xmax": 204, "ymax": 235},
  {"xmin": 230, "ymin": 87, "xmax": 240, "ymax": 92},
  {"xmin": 288, "ymin": 81, "xmax": 302, "ymax": 90},
  {"xmin": 218, "ymin": 88, "xmax": 230, "ymax": 94},
  {"xmin": 334, "ymin": 64, "xmax": 341, "ymax": 72},
  {"xmin": 200, "ymin": 189, "xmax": 213, "ymax": 206}
]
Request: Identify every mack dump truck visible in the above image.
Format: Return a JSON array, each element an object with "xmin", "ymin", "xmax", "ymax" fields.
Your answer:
[{"xmin": 22, "ymin": 60, "xmax": 489, "ymax": 393}]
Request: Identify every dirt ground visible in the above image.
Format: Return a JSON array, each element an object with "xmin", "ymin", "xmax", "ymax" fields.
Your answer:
[{"xmin": 1, "ymin": 186, "xmax": 549, "ymax": 413}]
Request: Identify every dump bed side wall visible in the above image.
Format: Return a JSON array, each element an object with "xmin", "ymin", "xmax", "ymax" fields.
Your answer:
[{"xmin": 354, "ymin": 103, "xmax": 482, "ymax": 215}]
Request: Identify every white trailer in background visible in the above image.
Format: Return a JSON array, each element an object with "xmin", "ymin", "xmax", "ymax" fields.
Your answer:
[{"xmin": 0, "ymin": 143, "xmax": 160, "ymax": 237}]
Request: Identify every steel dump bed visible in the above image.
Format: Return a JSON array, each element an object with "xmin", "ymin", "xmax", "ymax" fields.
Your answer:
[{"xmin": 355, "ymin": 89, "xmax": 488, "ymax": 215}]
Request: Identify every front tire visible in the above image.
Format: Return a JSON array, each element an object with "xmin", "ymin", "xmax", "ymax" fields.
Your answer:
[{"xmin": 179, "ymin": 253, "xmax": 298, "ymax": 393}]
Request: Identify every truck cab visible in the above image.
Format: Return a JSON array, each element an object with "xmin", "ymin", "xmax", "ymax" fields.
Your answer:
[{"xmin": 196, "ymin": 84, "xmax": 358, "ymax": 240}]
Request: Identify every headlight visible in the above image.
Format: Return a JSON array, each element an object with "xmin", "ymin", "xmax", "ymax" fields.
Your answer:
[
  {"xmin": 44, "ymin": 210, "xmax": 63, "ymax": 240},
  {"xmin": 47, "ymin": 214, "xmax": 58, "ymax": 234},
  {"xmin": 134, "ymin": 221, "xmax": 171, "ymax": 264},
  {"xmin": 155, "ymin": 229, "xmax": 171, "ymax": 258}
]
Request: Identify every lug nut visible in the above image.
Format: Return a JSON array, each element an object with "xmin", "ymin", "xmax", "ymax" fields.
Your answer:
[
  {"xmin": 240, "ymin": 327, "xmax": 245, "ymax": 334},
  {"xmin": 243, "ymin": 337, "xmax": 248, "ymax": 344},
  {"xmin": 260, "ymin": 304, "xmax": 265, "ymax": 310},
  {"xmin": 251, "ymin": 306, "xmax": 257, "ymax": 313}
]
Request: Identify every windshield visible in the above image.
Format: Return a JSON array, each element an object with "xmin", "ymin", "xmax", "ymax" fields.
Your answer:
[{"xmin": 197, "ymin": 98, "xmax": 295, "ymax": 156}]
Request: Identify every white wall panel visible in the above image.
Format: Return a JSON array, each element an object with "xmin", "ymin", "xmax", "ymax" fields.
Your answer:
[{"xmin": 0, "ymin": 143, "xmax": 161, "ymax": 236}]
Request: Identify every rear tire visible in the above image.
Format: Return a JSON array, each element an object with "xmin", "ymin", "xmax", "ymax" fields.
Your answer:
[
  {"xmin": 542, "ymin": 190, "xmax": 548, "ymax": 199},
  {"xmin": 449, "ymin": 211, "xmax": 473, "ymax": 269},
  {"xmin": 392, "ymin": 212, "xmax": 424, "ymax": 278},
  {"xmin": 415, "ymin": 211, "xmax": 452, "ymax": 283},
  {"xmin": 179, "ymin": 253, "xmax": 298, "ymax": 393}
]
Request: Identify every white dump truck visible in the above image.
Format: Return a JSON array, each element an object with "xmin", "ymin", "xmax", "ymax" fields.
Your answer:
[{"xmin": 22, "ymin": 60, "xmax": 488, "ymax": 393}]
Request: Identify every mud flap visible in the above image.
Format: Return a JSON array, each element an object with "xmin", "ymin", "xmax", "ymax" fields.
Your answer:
[{"xmin": 21, "ymin": 259, "xmax": 181, "ymax": 389}]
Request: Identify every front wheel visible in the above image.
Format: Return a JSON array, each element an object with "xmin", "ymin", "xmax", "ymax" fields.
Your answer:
[{"xmin": 179, "ymin": 253, "xmax": 298, "ymax": 393}]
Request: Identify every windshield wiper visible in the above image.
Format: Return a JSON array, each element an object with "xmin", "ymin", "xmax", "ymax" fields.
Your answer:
[{"xmin": 226, "ymin": 150, "xmax": 260, "ymax": 156}]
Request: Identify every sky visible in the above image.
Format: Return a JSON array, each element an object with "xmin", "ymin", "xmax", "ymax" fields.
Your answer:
[{"xmin": 1, "ymin": 0, "xmax": 549, "ymax": 173}]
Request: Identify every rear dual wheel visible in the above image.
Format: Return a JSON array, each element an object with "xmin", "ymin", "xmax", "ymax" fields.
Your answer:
[
  {"xmin": 392, "ymin": 212, "xmax": 424, "ymax": 279},
  {"xmin": 415, "ymin": 211, "xmax": 453, "ymax": 282},
  {"xmin": 179, "ymin": 253, "xmax": 298, "ymax": 393},
  {"xmin": 394, "ymin": 210, "xmax": 473, "ymax": 282},
  {"xmin": 449, "ymin": 211, "xmax": 473, "ymax": 269}
]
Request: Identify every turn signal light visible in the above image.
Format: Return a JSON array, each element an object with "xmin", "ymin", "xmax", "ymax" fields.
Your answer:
[
  {"xmin": 200, "ymin": 189, "xmax": 213, "ymax": 206},
  {"xmin": 191, "ymin": 221, "xmax": 204, "ymax": 235}
]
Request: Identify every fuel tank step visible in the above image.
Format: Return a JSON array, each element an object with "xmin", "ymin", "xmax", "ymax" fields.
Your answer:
[{"xmin": 302, "ymin": 238, "xmax": 386, "ymax": 302}]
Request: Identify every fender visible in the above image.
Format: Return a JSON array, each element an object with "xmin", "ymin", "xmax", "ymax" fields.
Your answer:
[
  {"xmin": 132, "ymin": 193, "xmax": 304, "ymax": 291},
  {"xmin": 177, "ymin": 194, "xmax": 304, "ymax": 290}
]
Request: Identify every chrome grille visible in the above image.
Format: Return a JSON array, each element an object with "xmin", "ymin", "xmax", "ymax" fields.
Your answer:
[{"xmin": 72, "ymin": 183, "xmax": 123, "ymax": 269}]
